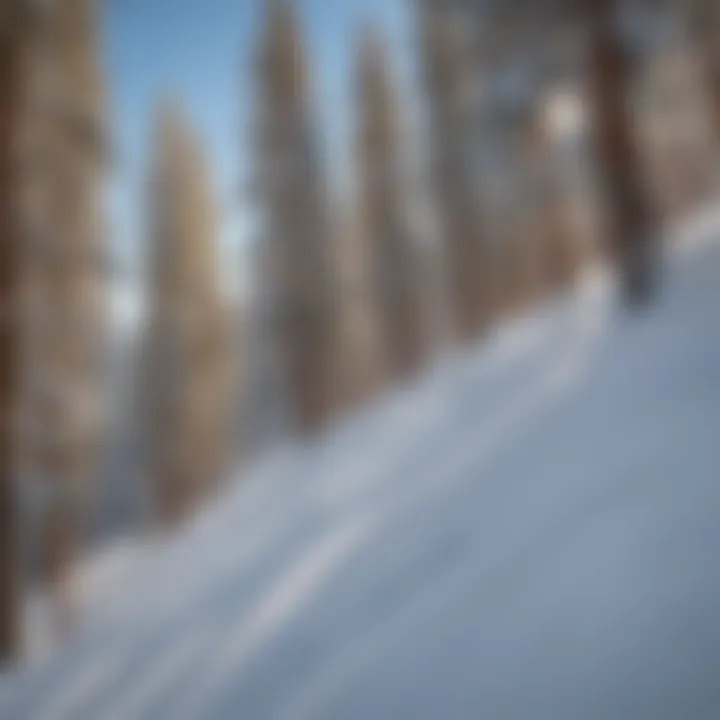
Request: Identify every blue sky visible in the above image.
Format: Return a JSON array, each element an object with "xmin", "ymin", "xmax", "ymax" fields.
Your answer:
[{"xmin": 102, "ymin": 0, "xmax": 419, "ymax": 291}]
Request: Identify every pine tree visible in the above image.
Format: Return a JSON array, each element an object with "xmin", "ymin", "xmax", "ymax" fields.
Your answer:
[
  {"xmin": 144, "ymin": 102, "xmax": 233, "ymax": 524},
  {"xmin": 253, "ymin": 0, "xmax": 335, "ymax": 434},
  {"xmin": 357, "ymin": 27, "xmax": 423, "ymax": 381},
  {"xmin": 18, "ymin": 0, "xmax": 109, "ymax": 633},
  {"xmin": 421, "ymin": 4, "xmax": 488, "ymax": 342}
]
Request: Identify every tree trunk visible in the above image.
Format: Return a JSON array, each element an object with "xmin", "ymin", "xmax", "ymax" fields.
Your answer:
[
  {"xmin": 0, "ymin": 12, "xmax": 22, "ymax": 663},
  {"xmin": 587, "ymin": 0, "xmax": 658, "ymax": 303}
]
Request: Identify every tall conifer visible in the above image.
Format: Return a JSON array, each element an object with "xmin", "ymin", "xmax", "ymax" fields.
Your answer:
[
  {"xmin": 144, "ymin": 103, "xmax": 233, "ymax": 523},
  {"xmin": 357, "ymin": 27, "xmax": 424, "ymax": 379},
  {"xmin": 253, "ymin": 0, "xmax": 335, "ymax": 434}
]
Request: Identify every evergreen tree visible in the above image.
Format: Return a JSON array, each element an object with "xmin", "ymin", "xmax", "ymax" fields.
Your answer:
[
  {"xmin": 421, "ymin": 4, "xmax": 488, "ymax": 342},
  {"xmin": 19, "ymin": 0, "xmax": 109, "ymax": 633},
  {"xmin": 357, "ymin": 27, "xmax": 424, "ymax": 380},
  {"xmin": 253, "ymin": 0, "xmax": 335, "ymax": 434},
  {"xmin": 144, "ymin": 102, "xmax": 233, "ymax": 524}
]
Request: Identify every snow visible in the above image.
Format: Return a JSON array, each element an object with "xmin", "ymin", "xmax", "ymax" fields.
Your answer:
[{"xmin": 3, "ymin": 211, "xmax": 720, "ymax": 719}]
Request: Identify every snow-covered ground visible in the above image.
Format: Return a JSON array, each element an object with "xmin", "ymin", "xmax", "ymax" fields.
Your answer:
[{"xmin": 3, "ymin": 213, "xmax": 720, "ymax": 719}]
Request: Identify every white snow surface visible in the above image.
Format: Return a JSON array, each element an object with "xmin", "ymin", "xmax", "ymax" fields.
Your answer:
[{"xmin": 3, "ymin": 210, "xmax": 720, "ymax": 719}]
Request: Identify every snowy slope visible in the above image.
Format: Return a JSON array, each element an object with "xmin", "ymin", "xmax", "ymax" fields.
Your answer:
[{"xmin": 3, "ymin": 215, "xmax": 720, "ymax": 719}]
